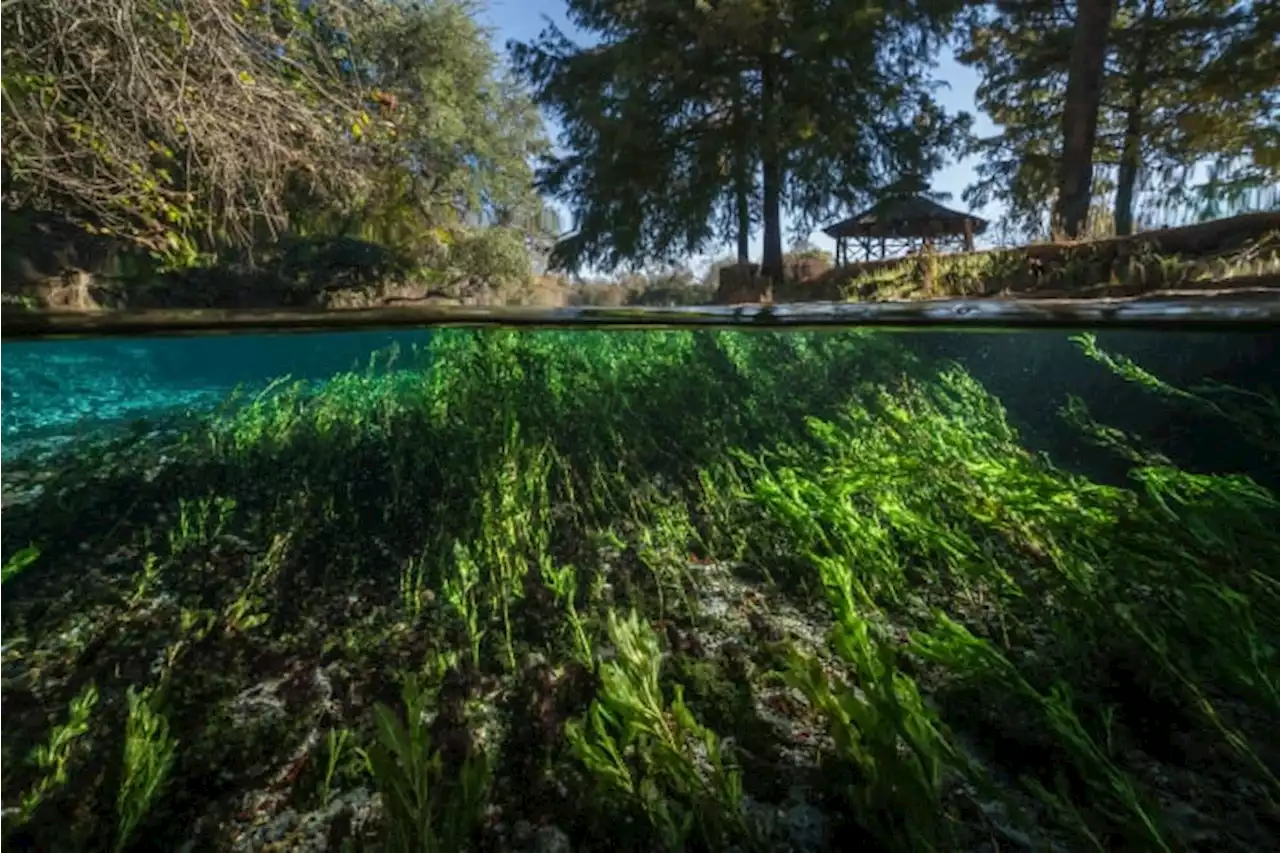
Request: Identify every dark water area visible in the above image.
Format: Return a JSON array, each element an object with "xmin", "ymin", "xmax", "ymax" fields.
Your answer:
[
  {"xmin": 2, "ymin": 325, "xmax": 1278, "ymax": 853},
  {"xmin": 914, "ymin": 330, "xmax": 1280, "ymax": 491}
]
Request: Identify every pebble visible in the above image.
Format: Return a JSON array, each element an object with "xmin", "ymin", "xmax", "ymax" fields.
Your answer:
[
  {"xmin": 532, "ymin": 825, "xmax": 572, "ymax": 853},
  {"xmin": 785, "ymin": 799, "xmax": 826, "ymax": 851},
  {"xmin": 228, "ymin": 787, "xmax": 381, "ymax": 852}
]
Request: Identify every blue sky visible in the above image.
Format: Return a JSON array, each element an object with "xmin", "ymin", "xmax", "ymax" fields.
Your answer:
[{"xmin": 477, "ymin": 0, "xmax": 1003, "ymax": 268}]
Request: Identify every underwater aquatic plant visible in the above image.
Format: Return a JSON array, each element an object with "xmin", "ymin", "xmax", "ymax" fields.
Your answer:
[
  {"xmin": 779, "ymin": 578, "xmax": 983, "ymax": 844},
  {"xmin": 913, "ymin": 614, "xmax": 1172, "ymax": 852},
  {"xmin": 541, "ymin": 557, "xmax": 594, "ymax": 666},
  {"xmin": 3, "ymin": 327, "xmax": 1277, "ymax": 850},
  {"xmin": 0, "ymin": 544, "xmax": 41, "ymax": 585},
  {"xmin": 15, "ymin": 682, "xmax": 99, "ymax": 825},
  {"xmin": 399, "ymin": 551, "xmax": 431, "ymax": 623},
  {"xmin": 1072, "ymin": 331, "xmax": 1280, "ymax": 458},
  {"xmin": 114, "ymin": 686, "xmax": 177, "ymax": 853},
  {"xmin": 320, "ymin": 727, "xmax": 352, "ymax": 806},
  {"xmin": 443, "ymin": 541, "xmax": 485, "ymax": 669},
  {"xmin": 360, "ymin": 673, "xmax": 491, "ymax": 853},
  {"xmin": 566, "ymin": 609, "xmax": 749, "ymax": 850}
]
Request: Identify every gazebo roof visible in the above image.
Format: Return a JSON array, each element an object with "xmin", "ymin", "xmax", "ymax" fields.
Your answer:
[{"xmin": 823, "ymin": 195, "xmax": 988, "ymax": 240}]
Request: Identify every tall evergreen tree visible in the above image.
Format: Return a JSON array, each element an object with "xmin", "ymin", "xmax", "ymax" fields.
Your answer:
[
  {"xmin": 959, "ymin": 0, "xmax": 1279, "ymax": 240},
  {"xmin": 510, "ymin": 2, "xmax": 736, "ymax": 272},
  {"xmin": 957, "ymin": 1, "xmax": 1075, "ymax": 239},
  {"xmin": 1056, "ymin": 0, "xmax": 1117, "ymax": 238},
  {"xmin": 511, "ymin": 0, "xmax": 969, "ymax": 281},
  {"xmin": 1111, "ymin": 0, "xmax": 1158, "ymax": 235}
]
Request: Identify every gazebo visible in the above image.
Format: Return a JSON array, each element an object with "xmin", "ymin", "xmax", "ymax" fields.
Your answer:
[{"xmin": 823, "ymin": 196, "xmax": 988, "ymax": 266}]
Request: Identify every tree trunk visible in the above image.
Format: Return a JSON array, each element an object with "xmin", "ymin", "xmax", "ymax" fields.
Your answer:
[
  {"xmin": 733, "ymin": 79, "xmax": 751, "ymax": 263},
  {"xmin": 759, "ymin": 43, "xmax": 783, "ymax": 283},
  {"xmin": 1056, "ymin": 0, "xmax": 1117, "ymax": 239},
  {"xmin": 1114, "ymin": 0, "xmax": 1157, "ymax": 236}
]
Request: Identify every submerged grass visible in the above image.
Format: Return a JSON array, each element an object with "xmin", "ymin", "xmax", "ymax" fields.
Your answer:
[{"xmin": 1, "ymin": 327, "xmax": 1277, "ymax": 851}]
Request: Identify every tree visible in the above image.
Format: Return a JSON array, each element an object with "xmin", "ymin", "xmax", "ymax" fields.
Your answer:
[
  {"xmin": 958, "ymin": 1, "xmax": 1077, "ymax": 241},
  {"xmin": 730, "ymin": 76, "xmax": 758, "ymax": 263},
  {"xmin": 2, "ymin": 0, "xmax": 554, "ymax": 292},
  {"xmin": 1134, "ymin": 1, "xmax": 1280, "ymax": 225},
  {"xmin": 512, "ymin": 0, "xmax": 970, "ymax": 282},
  {"xmin": 1056, "ymin": 0, "xmax": 1117, "ymax": 238},
  {"xmin": 1101, "ymin": 0, "xmax": 1270, "ymax": 233},
  {"xmin": 511, "ymin": 1, "xmax": 755, "ymax": 274},
  {"xmin": 702, "ymin": 0, "xmax": 972, "ymax": 282},
  {"xmin": 959, "ymin": 0, "xmax": 1280, "ymax": 241},
  {"xmin": 1, "ymin": 0, "xmax": 374, "ymax": 264},
  {"xmin": 329, "ymin": 0, "xmax": 552, "ymax": 286},
  {"xmin": 1110, "ymin": 0, "xmax": 1157, "ymax": 235}
]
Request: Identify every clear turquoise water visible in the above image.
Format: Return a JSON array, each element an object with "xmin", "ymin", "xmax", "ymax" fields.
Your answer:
[
  {"xmin": 3, "ymin": 324, "xmax": 1278, "ymax": 853},
  {"xmin": 3, "ymin": 328, "xmax": 1276, "ymax": 490},
  {"xmin": 1, "ymin": 330, "xmax": 434, "ymax": 459}
]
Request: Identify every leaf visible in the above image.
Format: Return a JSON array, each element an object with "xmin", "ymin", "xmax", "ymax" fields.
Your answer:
[{"xmin": 2, "ymin": 545, "xmax": 42, "ymax": 585}]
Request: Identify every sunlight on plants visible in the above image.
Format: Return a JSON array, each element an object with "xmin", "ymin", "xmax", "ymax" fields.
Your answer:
[{"xmin": 2, "ymin": 328, "xmax": 1276, "ymax": 851}]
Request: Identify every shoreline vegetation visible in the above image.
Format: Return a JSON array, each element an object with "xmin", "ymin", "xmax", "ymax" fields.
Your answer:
[
  {"xmin": 3, "ymin": 0, "xmax": 1275, "ymax": 322},
  {"xmin": 3, "ymin": 329, "xmax": 1278, "ymax": 852},
  {"xmin": 5, "ymin": 213, "xmax": 1280, "ymax": 317}
]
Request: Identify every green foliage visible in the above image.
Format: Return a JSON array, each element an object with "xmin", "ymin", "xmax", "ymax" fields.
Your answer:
[
  {"xmin": 2, "ymin": 0, "xmax": 549, "ymax": 291},
  {"xmin": 325, "ymin": 0, "xmax": 549, "ymax": 284},
  {"xmin": 321, "ymin": 728, "xmax": 353, "ymax": 806},
  {"xmin": 361, "ymin": 674, "xmax": 491, "ymax": 853},
  {"xmin": 958, "ymin": 0, "xmax": 1280, "ymax": 238},
  {"xmin": 955, "ymin": 0, "xmax": 1072, "ymax": 239},
  {"xmin": 3, "ymin": 328, "xmax": 1277, "ymax": 849},
  {"xmin": 566, "ymin": 609, "xmax": 749, "ymax": 850},
  {"xmin": 1, "ymin": 0, "xmax": 370, "ymax": 257},
  {"xmin": 733, "ymin": 338, "xmax": 1278, "ymax": 845},
  {"xmin": 1, "ymin": 543, "xmax": 41, "ymax": 585},
  {"xmin": 913, "ymin": 618, "xmax": 1172, "ymax": 851},
  {"xmin": 16, "ymin": 682, "xmax": 99, "ymax": 825},
  {"xmin": 114, "ymin": 686, "xmax": 177, "ymax": 853},
  {"xmin": 443, "ymin": 542, "xmax": 486, "ymax": 669},
  {"xmin": 784, "ymin": 640, "xmax": 957, "ymax": 851},
  {"xmin": 443, "ymin": 227, "xmax": 536, "ymax": 296},
  {"xmin": 1071, "ymin": 331, "xmax": 1280, "ymax": 459},
  {"xmin": 512, "ymin": 0, "xmax": 971, "ymax": 273},
  {"xmin": 541, "ymin": 559, "xmax": 594, "ymax": 666}
]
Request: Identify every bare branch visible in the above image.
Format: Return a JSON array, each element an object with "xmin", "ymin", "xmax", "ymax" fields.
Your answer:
[{"xmin": 1, "ymin": 0, "xmax": 375, "ymax": 252}]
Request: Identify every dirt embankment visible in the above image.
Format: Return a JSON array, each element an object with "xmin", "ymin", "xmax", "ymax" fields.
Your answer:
[
  {"xmin": 715, "ymin": 212, "xmax": 1280, "ymax": 305},
  {"xmin": 1, "ymin": 212, "xmax": 522, "ymax": 313}
]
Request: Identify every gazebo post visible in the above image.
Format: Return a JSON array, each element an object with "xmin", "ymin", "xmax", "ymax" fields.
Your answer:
[{"xmin": 963, "ymin": 219, "xmax": 974, "ymax": 252}]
